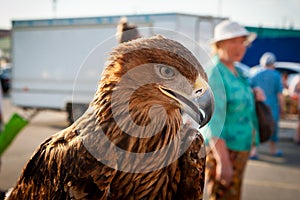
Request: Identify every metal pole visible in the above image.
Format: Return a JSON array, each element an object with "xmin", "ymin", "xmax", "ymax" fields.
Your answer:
[
  {"xmin": 52, "ymin": 0, "xmax": 57, "ymax": 18},
  {"xmin": 218, "ymin": 0, "xmax": 222, "ymax": 17}
]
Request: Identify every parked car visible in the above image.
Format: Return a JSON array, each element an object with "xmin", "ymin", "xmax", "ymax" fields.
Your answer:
[
  {"xmin": 0, "ymin": 65, "xmax": 12, "ymax": 94},
  {"xmin": 249, "ymin": 62, "xmax": 300, "ymax": 76},
  {"xmin": 235, "ymin": 62, "xmax": 251, "ymax": 77},
  {"xmin": 274, "ymin": 62, "xmax": 300, "ymax": 74}
]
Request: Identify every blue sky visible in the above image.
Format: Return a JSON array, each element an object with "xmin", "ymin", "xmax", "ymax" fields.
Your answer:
[{"xmin": 1, "ymin": 0, "xmax": 300, "ymax": 29}]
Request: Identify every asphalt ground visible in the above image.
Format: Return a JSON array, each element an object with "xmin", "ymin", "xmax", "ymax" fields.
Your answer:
[{"xmin": 242, "ymin": 116, "xmax": 300, "ymax": 200}]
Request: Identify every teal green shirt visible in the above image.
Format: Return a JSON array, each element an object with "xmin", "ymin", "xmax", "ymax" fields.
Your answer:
[{"xmin": 202, "ymin": 56, "xmax": 259, "ymax": 151}]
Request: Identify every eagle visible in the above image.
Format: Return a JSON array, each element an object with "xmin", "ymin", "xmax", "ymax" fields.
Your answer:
[{"xmin": 6, "ymin": 35, "xmax": 214, "ymax": 199}]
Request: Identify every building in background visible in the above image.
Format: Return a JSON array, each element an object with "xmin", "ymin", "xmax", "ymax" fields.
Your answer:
[
  {"xmin": 0, "ymin": 30, "xmax": 11, "ymax": 94},
  {"xmin": 0, "ymin": 30, "xmax": 11, "ymax": 59},
  {"xmin": 243, "ymin": 27, "xmax": 300, "ymax": 67}
]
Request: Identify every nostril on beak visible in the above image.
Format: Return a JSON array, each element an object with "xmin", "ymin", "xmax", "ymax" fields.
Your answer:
[{"xmin": 194, "ymin": 88, "xmax": 203, "ymax": 96}]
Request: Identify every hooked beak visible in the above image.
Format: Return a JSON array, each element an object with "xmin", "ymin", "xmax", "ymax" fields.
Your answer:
[{"xmin": 159, "ymin": 76, "xmax": 214, "ymax": 128}]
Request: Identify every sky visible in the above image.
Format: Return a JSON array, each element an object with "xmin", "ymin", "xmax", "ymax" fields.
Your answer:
[{"xmin": 0, "ymin": 0, "xmax": 300, "ymax": 30}]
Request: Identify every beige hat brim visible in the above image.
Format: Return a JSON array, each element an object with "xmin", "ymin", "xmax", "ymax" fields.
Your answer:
[{"xmin": 211, "ymin": 32, "xmax": 257, "ymax": 44}]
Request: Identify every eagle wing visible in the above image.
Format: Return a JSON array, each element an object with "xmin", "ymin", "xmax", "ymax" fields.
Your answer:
[
  {"xmin": 6, "ymin": 119, "xmax": 118, "ymax": 199},
  {"xmin": 177, "ymin": 127, "xmax": 206, "ymax": 199}
]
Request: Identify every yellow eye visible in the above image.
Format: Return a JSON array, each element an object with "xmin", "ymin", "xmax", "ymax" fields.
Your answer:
[{"xmin": 156, "ymin": 64, "xmax": 175, "ymax": 79}]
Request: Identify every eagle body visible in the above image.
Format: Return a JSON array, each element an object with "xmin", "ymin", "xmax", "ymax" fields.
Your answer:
[{"xmin": 6, "ymin": 35, "xmax": 213, "ymax": 200}]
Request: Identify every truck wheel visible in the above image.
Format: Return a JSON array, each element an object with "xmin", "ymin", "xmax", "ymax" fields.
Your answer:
[{"xmin": 66, "ymin": 103, "xmax": 89, "ymax": 124}]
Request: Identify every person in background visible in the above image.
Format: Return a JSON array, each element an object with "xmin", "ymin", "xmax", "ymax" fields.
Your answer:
[
  {"xmin": 116, "ymin": 17, "xmax": 141, "ymax": 43},
  {"xmin": 204, "ymin": 20, "xmax": 264, "ymax": 200},
  {"xmin": 289, "ymin": 74, "xmax": 300, "ymax": 144},
  {"xmin": 0, "ymin": 79, "xmax": 5, "ymax": 199},
  {"xmin": 0, "ymin": 77, "xmax": 2, "ymax": 131},
  {"xmin": 282, "ymin": 72, "xmax": 289, "ymax": 92},
  {"xmin": 250, "ymin": 52, "xmax": 285, "ymax": 158}
]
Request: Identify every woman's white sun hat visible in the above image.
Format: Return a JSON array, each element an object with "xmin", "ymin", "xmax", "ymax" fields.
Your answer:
[{"xmin": 211, "ymin": 20, "xmax": 257, "ymax": 44}]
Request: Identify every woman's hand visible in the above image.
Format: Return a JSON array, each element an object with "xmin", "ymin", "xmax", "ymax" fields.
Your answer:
[
  {"xmin": 211, "ymin": 138, "xmax": 234, "ymax": 187},
  {"xmin": 215, "ymin": 157, "xmax": 233, "ymax": 187},
  {"xmin": 253, "ymin": 87, "xmax": 266, "ymax": 102}
]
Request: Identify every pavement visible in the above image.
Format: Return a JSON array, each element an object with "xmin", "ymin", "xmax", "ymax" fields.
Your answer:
[
  {"xmin": 1, "ymin": 96, "xmax": 300, "ymax": 199},
  {"xmin": 242, "ymin": 116, "xmax": 300, "ymax": 200}
]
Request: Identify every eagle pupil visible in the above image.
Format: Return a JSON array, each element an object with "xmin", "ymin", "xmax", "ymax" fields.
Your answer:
[
  {"xmin": 165, "ymin": 68, "xmax": 171, "ymax": 75},
  {"xmin": 160, "ymin": 66, "xmax": 174, "ymax": 78}
]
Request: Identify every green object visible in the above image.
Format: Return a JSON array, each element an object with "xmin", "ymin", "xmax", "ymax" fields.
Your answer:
[
  {"xmin": 246, "ymin": 26, "xmax": 300, "ymax": 38},
  {"xmin": 0, "ymin": 113, "xmax": 28, "ymax": 156}
]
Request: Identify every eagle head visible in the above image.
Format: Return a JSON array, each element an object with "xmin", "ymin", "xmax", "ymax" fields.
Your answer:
[
  {"xmin": 93, "ymin": 35, "xmax": 213, "ymax": 129},
  {"xmin": 87, "ymin": 35, "xmax": 214, "ymax": 171}
]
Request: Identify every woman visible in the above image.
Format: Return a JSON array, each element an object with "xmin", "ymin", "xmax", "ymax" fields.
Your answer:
[
  {"xmin": 288, "ymin": 74, "xmax": 300, "ymax": 144},
  {"xmin": 250, "ymin": 52, "xmax": 285, "ymax": 157},
  {"xmin": 204, "ymin": 20, "xmax": 264, "ymax": 199}
]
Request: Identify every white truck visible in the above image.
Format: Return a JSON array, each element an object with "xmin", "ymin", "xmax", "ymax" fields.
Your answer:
[{"xmin": 11, "ymin": 13, "xmax": 225, "ymax": 122}]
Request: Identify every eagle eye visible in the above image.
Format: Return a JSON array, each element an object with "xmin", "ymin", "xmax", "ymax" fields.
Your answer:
[{"xmin": 155, "ymin": 64, "xmax": 175, "ymax": 79}]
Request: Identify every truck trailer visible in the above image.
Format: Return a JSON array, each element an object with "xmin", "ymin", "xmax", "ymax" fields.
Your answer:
[{"xmin": 11, "ymin": 13, "xmax": 225, "ymax": 122}]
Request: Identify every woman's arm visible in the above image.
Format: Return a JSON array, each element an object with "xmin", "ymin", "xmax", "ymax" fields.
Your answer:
[{"xmin": 210, "ymin": 138, "xmax": 233, "ymax": 186}]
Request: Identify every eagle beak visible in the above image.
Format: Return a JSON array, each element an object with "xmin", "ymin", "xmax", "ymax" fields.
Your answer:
[
  {"xmin": 159, "ymin": 76, "xmax": 214, "ymax": 128},
  {"xmin": 191, "ymin": 78, "xmax": 214, "ymax": 127}
]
